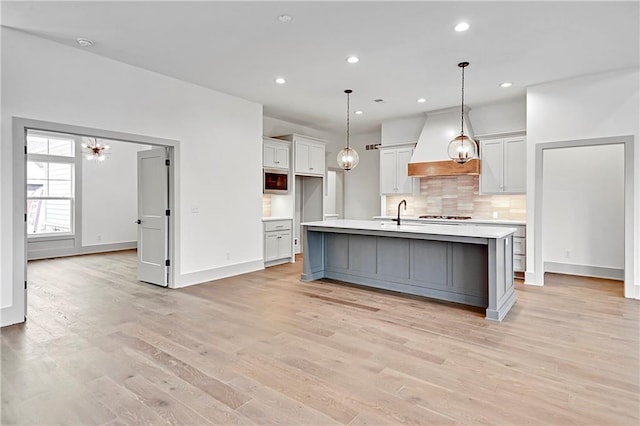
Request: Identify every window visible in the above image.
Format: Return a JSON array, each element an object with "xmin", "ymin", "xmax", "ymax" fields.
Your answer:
[{"xmin": 26, "ymin": 132, "xmax": 76, "ymax": 237}]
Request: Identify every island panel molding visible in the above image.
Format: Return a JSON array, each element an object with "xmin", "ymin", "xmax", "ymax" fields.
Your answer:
[{"xmin": 301, "ymin": 220, "xmax": 516, "ymax": 321}]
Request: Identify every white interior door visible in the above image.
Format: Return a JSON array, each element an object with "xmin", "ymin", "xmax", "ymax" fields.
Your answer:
[{"xmin": 137, "ymin": 147, "xmax": 169, "ymax": 286}]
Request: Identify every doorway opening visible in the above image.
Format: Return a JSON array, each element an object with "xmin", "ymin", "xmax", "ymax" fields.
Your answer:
[
  {"xmin": 533, "ymin": 135, "xmax": 636, "ymax": 298},
  {"xmin": 12, "ymin": 117, "xmax": 179, "ymax": 321}
]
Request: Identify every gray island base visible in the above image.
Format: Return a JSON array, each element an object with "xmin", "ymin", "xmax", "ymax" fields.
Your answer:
[{"xmin": 301, "ymin": 220, "xmax": 517, "ymax": 321}]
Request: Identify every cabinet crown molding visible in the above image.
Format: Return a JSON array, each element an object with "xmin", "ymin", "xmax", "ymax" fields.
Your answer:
[
  {"xmin": 475, "ymin": 130, "xmax": 526, "ymax": 140},
  {"xmin": 378, "ymin": 141, "xmax": 417, "ymax": 150}
]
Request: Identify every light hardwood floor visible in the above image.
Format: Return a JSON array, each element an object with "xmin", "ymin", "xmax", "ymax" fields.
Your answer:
[{"xmin": 2, "ymin": 250, "xmax": 639, "ymax": 425}]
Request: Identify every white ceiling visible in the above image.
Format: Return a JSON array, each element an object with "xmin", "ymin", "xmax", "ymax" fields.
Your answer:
[{"xmin": 2, "ymin": 1, "xmax": 638, "ymax": 134}]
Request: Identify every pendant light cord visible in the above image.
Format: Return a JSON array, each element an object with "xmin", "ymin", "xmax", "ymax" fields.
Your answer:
[
  {"xmin": 346, "ymin": 91, "xmax": 350, "ymax": 149},
  {"xmin": 460, "ymin": 63, "xmax": 465, "ymax": 136}
]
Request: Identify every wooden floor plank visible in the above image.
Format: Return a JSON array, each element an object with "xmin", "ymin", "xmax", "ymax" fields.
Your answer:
[{"xmin": 0, "ymin": 250, "xmax": 637, "ymax": 425}]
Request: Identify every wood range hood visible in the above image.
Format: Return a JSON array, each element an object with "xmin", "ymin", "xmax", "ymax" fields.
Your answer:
[
  {"xmin": 407, "ymin": 158, "xmax": 480, "ymax": 177},
  {"xmin": 406, "ymin": 107, "xmax": 480, "ymax": 177}
]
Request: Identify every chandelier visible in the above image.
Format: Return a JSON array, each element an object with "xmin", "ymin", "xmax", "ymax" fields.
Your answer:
[{"xmin": 82, "ymin": 138, "xmax": 110, "ymax": 162}]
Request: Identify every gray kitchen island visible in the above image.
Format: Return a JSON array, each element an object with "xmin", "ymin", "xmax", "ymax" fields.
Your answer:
[{"xmin": 301, "ymin": 220, "xmax": 517, "ymax": 321}]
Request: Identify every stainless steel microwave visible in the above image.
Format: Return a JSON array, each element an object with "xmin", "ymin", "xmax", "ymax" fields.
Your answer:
[{"xmin": 264, "ymin": 168, "xmax": 289, "ymax": 194}]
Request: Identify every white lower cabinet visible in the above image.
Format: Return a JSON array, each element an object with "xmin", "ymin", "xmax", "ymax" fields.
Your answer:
[
  {"xmin": 511, "ymin": 228, "xmax": 526, "ymax": 276},
  {"xmin": 264, "ymin": 219, "xmax": 292, "ymax": 266}
]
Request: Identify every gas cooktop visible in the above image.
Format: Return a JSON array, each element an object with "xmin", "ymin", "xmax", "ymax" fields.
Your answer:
[{"xmin": 418, "ymin": 215, "xmax": 472, "ymax": 220}]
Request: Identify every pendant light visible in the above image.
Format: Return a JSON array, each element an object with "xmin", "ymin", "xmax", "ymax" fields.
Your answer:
[
  {"xmin": 447, "ymin": 61, "xmax": 477, "ymax": 164},
  {"xmin": 337, "ymin": 89, "xmax": 359, "ymax": 171}
]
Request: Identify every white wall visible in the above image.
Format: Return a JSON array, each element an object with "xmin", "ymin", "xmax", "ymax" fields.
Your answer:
[
  {"xmin": 527, "ymin": 68, "xmax": 639, "ymax": 296},
  {"xmin": 542, "ymin": 145, "xmax": 624, "ymax": 270},
  {"xmin": 344, "ymin": 131, "xmax": 381, "ymax": 219},
  {"xmin": 1, "ymin": 28, "xmax": 264, "ymax": 325},
  {"xmin": 469, "ymin": 97, "xmax": 526, "ymax": 136},
  {"xmin": 82, "ymin": 139, "xmax": 150, "ymax": 247},
  {"xmin": 381, "ymin": 115, "xmax": 424, "ymax": 146}
]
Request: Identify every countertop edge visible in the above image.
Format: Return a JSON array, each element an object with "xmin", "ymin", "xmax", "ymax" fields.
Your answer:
[
  {"xmin": 302, "ymin": 219, "xmax": 517, "ymax": 239},
  {"xmin": 372, "ymin": 216, "xmax": 526, "ymax": 226}
]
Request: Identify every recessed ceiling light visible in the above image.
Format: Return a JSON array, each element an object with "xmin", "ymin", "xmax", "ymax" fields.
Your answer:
[
  {"xmin": 500, "ymin": 82, "xmax": 513, "ymax": 88},
  {"xmin": 275, "ymin": 77, "xmax": 286, "ymax": 84},
  {"xmin": 454, "ymin": 22, "xmax": 470, "ymax": 32},
  {"xmin": 278, "ymin": 14, "xmax": 293, "ymax": 23},
  {"xmin": 354, "ymin": 110, "xmax": 363, "ymax": 115},
  {"xmin": 76, "ymin": 37, "xmax": 94, "ymax": 47},
  {"xmin": 346, "ymin": 56, "xmax": 360, "ymax": 64},
  {"xmin": 417, "ymin": 98, "xmax": 427, "ymax": 103}
]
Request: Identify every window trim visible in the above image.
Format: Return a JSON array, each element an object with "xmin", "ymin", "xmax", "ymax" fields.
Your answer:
[{"xmin": 26, "ymin": 132, "xmax": 82, "ymax": 241}]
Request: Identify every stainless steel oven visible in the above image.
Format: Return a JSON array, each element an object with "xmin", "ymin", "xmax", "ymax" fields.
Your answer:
[{"xmin": 263, "ymin": 168, "xmax": 289, "ymax": 194}]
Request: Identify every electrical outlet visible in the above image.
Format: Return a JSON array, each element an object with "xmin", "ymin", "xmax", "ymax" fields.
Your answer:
[
  {"xmin": 96, "ymin": 234, "xmax": 102, "ymax": 241},
  {"xmin": 492, "ymin": 211, "xmax": 498, "ymax": 219},
  {"xmin": 226, "ymin": 252, "xmax": 230, "ymax": 260},
  {"xmin": 294, "ymin": 239, "xmax": 298, "ymax": 245},
  {"xmin": 564, "ymin": 250, "xmax": 571, "ymax": 258}
]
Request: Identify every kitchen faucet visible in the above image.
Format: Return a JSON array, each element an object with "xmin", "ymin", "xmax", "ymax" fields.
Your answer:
[{"xmin": 393, "ymin": 199, "xmax": 407, "ymax": 226}]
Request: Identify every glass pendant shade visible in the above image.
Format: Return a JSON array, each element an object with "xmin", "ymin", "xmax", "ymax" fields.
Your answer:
[
  {"xmin": 337, "ymin": 147, "xmax": 359, "ymax": 171},
  {"xmin": 447, "ymin": 134, "xmax": 477, "ymax": 164}
]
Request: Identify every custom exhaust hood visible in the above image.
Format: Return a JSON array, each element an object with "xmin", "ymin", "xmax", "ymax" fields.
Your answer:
[{"xmin": 407, "ymin": 107, "xmax": 480, "ymax": 177}]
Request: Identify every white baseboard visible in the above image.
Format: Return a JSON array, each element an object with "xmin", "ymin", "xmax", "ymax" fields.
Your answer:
[
  {"xmin": 176, "ymin": 259, "xmax": 264, "ymax": 288},
  {"xmin": 28, "ymin": 241, "xmax": 137, "ymax": 260},
  {"xmin": 544, "ymin": 261, "xmax": 624, "ymax": 281},
  {"xmin": 524, "ymin": 271, "xmax": 542, "ymax": 286}
]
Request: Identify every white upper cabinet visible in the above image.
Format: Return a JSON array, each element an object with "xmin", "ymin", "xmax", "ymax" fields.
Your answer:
[
  {"xmin": 480, "ymin": 135, "xmax": 526, "ymax": 194},
  {"xmin": 503, "ymin": 137, "xmax": 526, "ymax": 193},
  {"xmin": 263, "ymin": 137, "xmax": 289, "ymax": 169},
  {"xmin": 273, "ymin": 134, "xmax": 325, "ymax": 176},
  {"xmin": 293, "ymin": 136, "xmax": 325, "ymax": 176},
  {"xmin": 380, "ymin": 145, "xmax": 416, "ymax": 195}
]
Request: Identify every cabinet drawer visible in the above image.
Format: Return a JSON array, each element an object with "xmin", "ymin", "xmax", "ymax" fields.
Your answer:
[
  {"xmin": 513, "ymin": 237, "xmax": 525, "ymax": 255},
  {"xmin": 512, "ymin": 226, "xmax": 525, "ymax": 237},
  {"xmin": 264, "ymin": 220, "xmax": 291, "ymax": 232},
  {"xmin": 514, "ymin": 254, "xmax": 526, "ymax": 272}
]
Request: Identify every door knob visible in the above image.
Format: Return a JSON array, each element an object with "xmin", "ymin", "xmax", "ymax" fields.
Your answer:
[{"xmin": 135, "ymin": 219, "xmax": 141, "ymax": 224}]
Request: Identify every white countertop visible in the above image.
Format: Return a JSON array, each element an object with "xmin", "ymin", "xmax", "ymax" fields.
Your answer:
[
  {"xmin": 373, "ymin": 216, "xmax": 526, "ymax": 226},
  {"xmin": 262, "ymin": 217, "xmax": 293, "ymax": 222},
  {"xmin": 302, "ymin": 219, "xmax": 517, "ymax": 239}
]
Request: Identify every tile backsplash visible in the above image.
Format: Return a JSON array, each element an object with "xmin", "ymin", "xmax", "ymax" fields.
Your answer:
[
  {"xmin": 262, "ymin": 195, "xmax": 271, "ymax": 217},
  {"xmin": 385, "ymin": 175, "xmax": 526, "ymax": 220}
]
